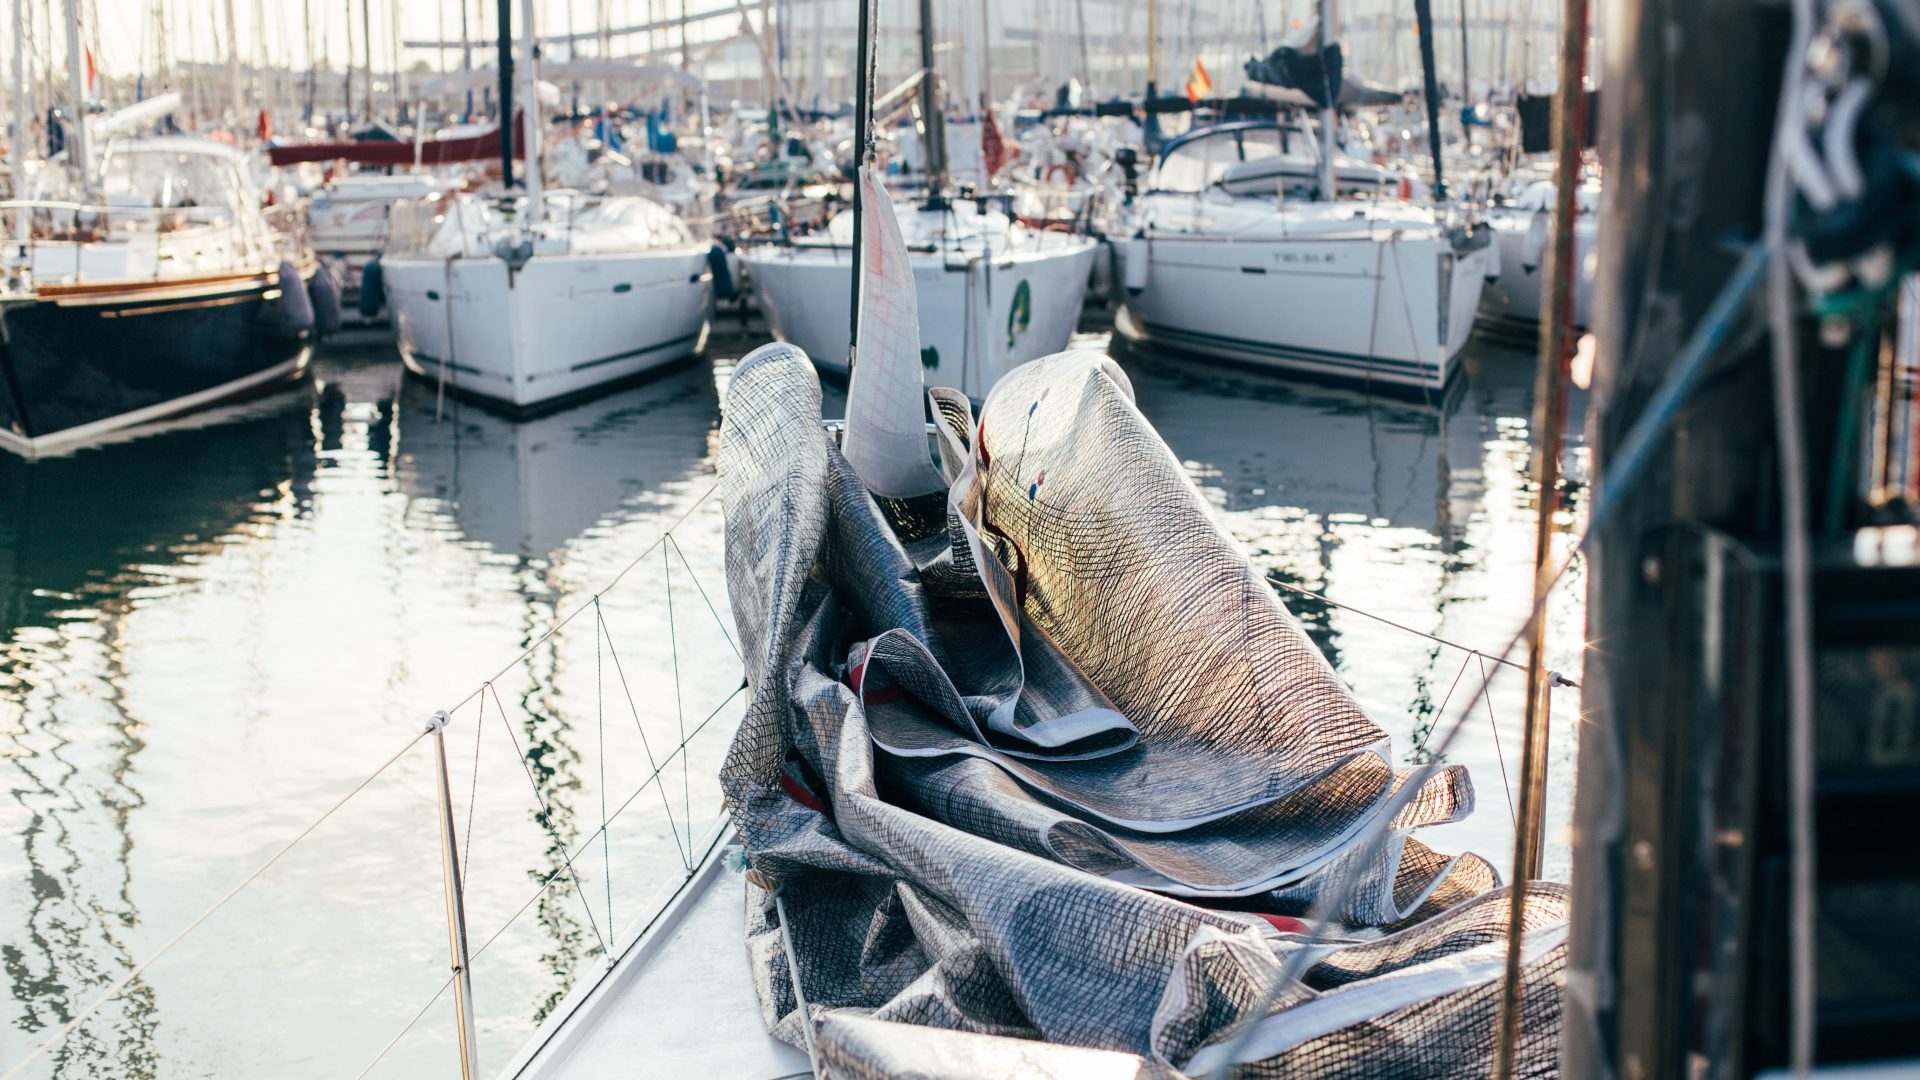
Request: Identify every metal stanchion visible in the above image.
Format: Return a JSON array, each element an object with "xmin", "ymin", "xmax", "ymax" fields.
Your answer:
[{"xmin": 429, "ymin": 710, "xmax": 481, "ymax": 1080}]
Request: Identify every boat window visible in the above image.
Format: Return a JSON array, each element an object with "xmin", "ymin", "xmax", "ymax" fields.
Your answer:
[
  {"xmin": 1237, "ymin": 127, "xmax": 1283, "ymax": 161},
  {"xmin": 95, "ymin": 150, "xmax": 246, "ymax": 218},
  {"xmin": 1153, "ymin": 127, "xmax": 1290, "ymax": 193}
]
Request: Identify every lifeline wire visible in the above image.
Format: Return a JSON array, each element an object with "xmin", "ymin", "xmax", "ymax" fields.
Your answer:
[
  {"xmin": 441, "ymin": 480, "xmax": 721, "ymax": 719},
  {"xmin": 486, "ymin": 681, "xmax": 610, "ymax": 959}
]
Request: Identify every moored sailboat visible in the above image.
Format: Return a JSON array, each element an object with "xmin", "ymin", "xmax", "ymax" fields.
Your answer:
[
  {"xmin": 1113, "ymin": 9, "xmax": 1496, "ymax": 398},
  {"xmin": 377, "ymin": 13, "xmax": 712, "ymax": 415},
  {"xmin": 737, "ymin": 0, "xmax": 1099, "ymax": 401},
  {"xmin": 1113, "ymin": 120, "xmax": 1494, "ymax": 394},
  {"xmin": 0, "ymin": 133, "xmax": 317, "ymax": 457}
]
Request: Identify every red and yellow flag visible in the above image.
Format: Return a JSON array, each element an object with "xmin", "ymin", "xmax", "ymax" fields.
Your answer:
[{"xmin": 1185, "ymin": 57, "xmax": 1212, "ymax": 103}]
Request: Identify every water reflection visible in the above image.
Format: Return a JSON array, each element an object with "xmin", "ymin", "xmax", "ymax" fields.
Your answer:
[
  {"xmin": 388, "ymin": 362, "xmax": 729, "ymax": 1022},
  {"xmin": 0, "ymin": 392, "xmax": 317, "ymax": 1077},
  {"xmin": 391, "ymin": 366, "xmax": 721, "ymax": 563}
]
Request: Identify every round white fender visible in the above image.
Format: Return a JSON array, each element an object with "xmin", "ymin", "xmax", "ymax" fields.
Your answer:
[
  {"xmin": 1522, "ymin": 207, "xmax": 1550, "ymax": 273},
  {"xmin": 1123, "ymin": 234, "xmax": 1150, "ymax": 294}
]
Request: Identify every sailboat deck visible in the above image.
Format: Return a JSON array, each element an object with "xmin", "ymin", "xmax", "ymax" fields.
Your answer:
[{"xmin": 505, "ymin": 828, "xmax": 812, "ymax": 1080}]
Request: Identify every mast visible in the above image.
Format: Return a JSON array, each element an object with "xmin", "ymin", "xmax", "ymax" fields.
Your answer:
[
  {"xmin": 61, "ymin": 0, "xmax": 87, "ymax": 197},
  {"xmin": 391, "ymin": 0, "xmax": 406, "ymax": 119},
  {"xmin": 847, "ymin": 0, "xmax": 875, "ymax": 371},
  {"xmin": 222, "ymin": 0, "xmax": 240, "ymax": 123},
  {"xmin": 496, "ymin": 0, "xmax": 512, "ymax": 188},
  {"xmin": 1145, "ymin": 0, "xmax": 1157, "ymax": 96},
  {"xmin": 1458, "ymin": 0, "xmax": 1471, "ymax": 108},
  {"xmin": 461, "ymin": 0, "xmax": 472, "ymax": 118},
  {"xmin": 914, "ymin": 0, "xmax": 945, "ymax": 193},
  {"xmin": 1412, "ymin": 0, "xmax": 1446, "ymax": 200},
  {"xmin": 343, "ymin": 0, "xmax": 353, "ymax": 123},
  {"xmin": 303, "ymin": 0, "xmax": 315, "ymax": 121},
  {"xmin": 978, "ymin": 0, "xmax": 993, "ymax": 108},
  {"xmin": 11, "ymin": 0, "xmax": 29, "ymax": 251},
  {"xmin": 519, "ymin": 0, "xmax": 540, "ymax": 223},
  {"xmin": 360, "ymin": 0, "xmax": 373, "ymax": 122},
  {"xmin": 1316, "ymin": 0, "xmax": 1336, "ymax": 200}
]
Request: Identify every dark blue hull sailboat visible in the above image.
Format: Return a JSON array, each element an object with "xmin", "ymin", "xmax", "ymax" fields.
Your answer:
[
  {"xmin": 0, "ymin": 133, "xmax": 321, "ymax": 457},
  {"xmin": 0, "ymin": 268, "xmax": 313, "ymax": 456}
]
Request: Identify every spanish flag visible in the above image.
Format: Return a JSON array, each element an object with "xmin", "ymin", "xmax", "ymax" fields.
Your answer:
[{"xmin": 1185, "ymin": 57, "xmax": 1212, "ymax": 103}]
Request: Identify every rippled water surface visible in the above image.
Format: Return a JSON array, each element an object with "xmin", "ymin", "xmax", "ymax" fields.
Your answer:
[{"xmin": 0, "ymin": 320, "xmax": 1585, "ymax": 1077}]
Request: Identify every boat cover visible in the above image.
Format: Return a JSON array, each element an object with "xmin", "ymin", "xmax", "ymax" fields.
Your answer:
[{"xmin": 716, "ymin": 346, "xmax": 1568, "ymax": 1075}]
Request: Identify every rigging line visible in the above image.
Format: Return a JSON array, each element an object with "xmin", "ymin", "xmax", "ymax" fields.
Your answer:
[
  {"xmin": 485, "ymin": 682, "xmax": 611, "ymax": 960},
  {"xmin": 1419, "ymin": 649, "xmax": 1476, "ymax": 756},
  {"xmin": 1200, "ymin": 243, "xmax": 1771, "ymax": 1079},
  {"xmin": 597, "ymin": 612, "xmax": 693, "ymax": 870},
  {"xmin": 666, "ymin": 532, "xmax": 743, "ymax": 661},
  {"xmin": 442, "ymin": 479, "xmax": 721, "ymax": 718},
  {"xmin": 350, "ymin": 972, "xmax": 457, "ymax": 1080},
  {"xmin": 1477, "ymin": 651, "xmax": 1518, "ymax": 825},
  {"xmin": 665, "ymin": 543, "xmax": 692, "ymax": 861},
  {"xmin": 461, "ymin": 682, "xmax": 488, "ymax": 888},
  {"xmin": 1267, "ymin": 576, "xmax": 1528, "ymax": 673},
  {"xmin": 0, "ymin": 726, "xmax": 431, "ymax": 1080},
  {"xmin": 596, "ymin": 599, "xmax": 614, "ymax": 942},
  {"xmin": 466, "ymin": 682, "xmax": 746, "ymax": 966}
]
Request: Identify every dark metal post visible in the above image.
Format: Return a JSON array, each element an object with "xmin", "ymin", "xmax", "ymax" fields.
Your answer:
[
  {"xmin": 847, "ymin": 0, "xmax": 875, "ymax": 371},
  {"xmin": 1412, "ymin": 0, "xmax": 1447, "ymax": 201},
  {"xmin": 915, "ymin": 0, "xmax": 946, "ymax": 193},
  {"xmin": 497, "ymin": 0, "xmax": 514, "ymax": 189},
  {"xmin": 1564, "ymin": 0, "xmax": 1810, "ymax": 1076}
]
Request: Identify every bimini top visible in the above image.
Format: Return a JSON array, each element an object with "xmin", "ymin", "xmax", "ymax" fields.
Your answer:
[{"xmin": 1151, "ymin": 120, "xmax": 1324, "ymax": 194}]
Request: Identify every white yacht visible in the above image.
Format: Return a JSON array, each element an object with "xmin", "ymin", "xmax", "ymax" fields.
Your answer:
[
  {"xmin": 739, "ymin": 198, "xmax": 1098, "ymax": 401},
  {"xmin": 1114, "ymin": 121, "xmax": 1495, "ymax": 394},
  {"xmin": 381, "ymin": 190, "xmax": 711, "ymax": 412},
  {"xmin": 377, "ymin": 46, "xmax": 713, "ymax": 413},
  {"xmin": 1480, "ymin": 177, "xmax": 1599, "ymax": 330}
]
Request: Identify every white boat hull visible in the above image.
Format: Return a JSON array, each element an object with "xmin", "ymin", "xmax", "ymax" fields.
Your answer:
[
  {"xmin": 1480, "ymin": 208, "xmax": 1598, "ymax": 329},
  {"xmin": 1116, "ymin": 229, "xmax": 1492, "ymax": 393},
  {"xmin": 385, "ymin": 249, "xmax": 711, "ymax": 411},
  {"xmin": 741, "ymin": 238, "xmax": 1099, "ymax": 401}
]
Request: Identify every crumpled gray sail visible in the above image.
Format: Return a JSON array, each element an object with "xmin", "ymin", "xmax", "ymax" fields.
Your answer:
[{"xmin": 717, "ymin": 343, "xmax": 1566, "ymax": 1076}]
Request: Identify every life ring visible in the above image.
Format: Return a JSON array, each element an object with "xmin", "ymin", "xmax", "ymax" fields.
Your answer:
[{"xmin": 1045, "ymin": 162, "xmax": 1077, "ymax": 187}]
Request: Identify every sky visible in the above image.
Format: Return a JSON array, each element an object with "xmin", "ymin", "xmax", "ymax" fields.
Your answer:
[{"xmin": 68, "ymin": 0, "xmax": 1569, "ymax": 97}]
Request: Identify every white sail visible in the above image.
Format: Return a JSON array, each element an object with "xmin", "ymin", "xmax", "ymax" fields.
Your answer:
[{"xmin": 840, "ymin": 165, "xmax": 945, "ymax": 498}]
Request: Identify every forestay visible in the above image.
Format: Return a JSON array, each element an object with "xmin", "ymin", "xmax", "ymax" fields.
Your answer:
[{"xmin": 715, "ymin": 343, "xmax": 1567, "ymax": 1075}]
